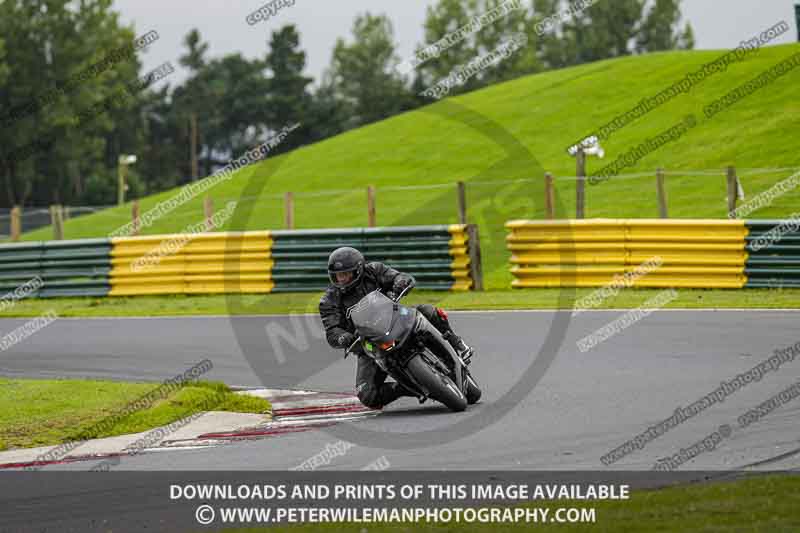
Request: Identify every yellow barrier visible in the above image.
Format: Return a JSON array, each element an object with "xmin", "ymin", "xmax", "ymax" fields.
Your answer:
[
  {"xmin": 448, "ymin": 225, "xmax": 473, "ymax": 291},
  {"xmin": 110, "ymin": 231, "xmax": 273, "ymax": 296},
  {"xmin": 506, "ymin": 219, "xmax": 747, "ymax": 288}
]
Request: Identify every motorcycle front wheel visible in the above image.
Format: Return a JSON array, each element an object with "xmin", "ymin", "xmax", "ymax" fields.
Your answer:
[
  {"xmin": 406, "ymin": 353, "xmax": 467, "ymax": 412},
  {"xmin": 464, "ymin": 370, "xmax": 481, "ymax": 405}
]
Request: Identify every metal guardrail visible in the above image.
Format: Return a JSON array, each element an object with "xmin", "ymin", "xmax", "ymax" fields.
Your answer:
[
  {"xmin": 270, "ymin": 225, "xmax": 478, "ymax": 292},
  {"xmin": 109, "ymin": 232, "xmax": 273, "ymax": 296},
  {"xmin": 0, "ymin": 239, "xmax": 111, "ymax": 297},
  {"xmin": 505, "ymin": 219, "xmax": 748, "ymax": 288},
  {"xmin": 745, "ymin": 220, "xmax": 800, "ymax": 288},
  {"xmin": 104, "ymin": 225, "xmax": 480, "ymax": 296}
]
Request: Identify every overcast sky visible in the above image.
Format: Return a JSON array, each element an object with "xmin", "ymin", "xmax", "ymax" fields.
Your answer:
[{"xmin": 113, "ymin": 0, "xmax": 799, "ymax": 85}]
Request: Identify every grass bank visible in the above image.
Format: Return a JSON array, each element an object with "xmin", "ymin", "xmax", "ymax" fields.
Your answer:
[
  {"xmin": 0, "ymin": 287, "xmax": 797, "ymax": 319},
  {"xmin": 0, "ymin": 378, "xmax": 270, "ymax": 451}
]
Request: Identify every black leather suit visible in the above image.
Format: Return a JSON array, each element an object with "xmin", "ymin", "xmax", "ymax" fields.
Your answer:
[{"xmin": 319, "ymin": 261, "xmax": 456, "ymax": 408}]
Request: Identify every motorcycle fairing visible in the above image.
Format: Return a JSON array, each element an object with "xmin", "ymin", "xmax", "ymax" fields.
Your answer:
[{"xmin": 347, "ymin": 290, "xmax": 417, "ymax": 346}]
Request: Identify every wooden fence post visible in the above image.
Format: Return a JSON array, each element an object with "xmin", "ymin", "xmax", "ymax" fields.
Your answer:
[
  {"xmin": 117, "ymin": 163, "xmax": 125, "ymax": 206},
  {"xmin": 131, "ymin": 200, "xmax": 141, "ymax": 236},
  {"xmin": 656, "ymin": 168, "xmax": 668, "ymax": 218},
  {"xmin": 284, "ymin": 192, "xmax": 294, "ymax": 229},
  {"xmin": 726, "ymin": 166, "xmax": 738, "ymax": 217},
  {"xmin": 457, "ymin": 181, "xmax": 467, "ymax": 225},
  {"xmin": 544, "ymin": 172, "xmax": 555, "ymax": 219},
  {"xmin": 10, "ymin": 206, "xmax": 21, "ymax": 242},
  {"xmin": 50, "ymin": 205, "xmax": 64, "ymax": 240},
  {"xmin": 576, "ymin": 148, "xmax": 586, "ymax": 219},
  {"xmin": 190, "ymin": 112, "xmax": 199, "ymax": 181},
  {"xmin": 367, "ymin": 186, "xmax": 376, "ymax": 227},
  {"xmin": 204, "ymin": 196, "xmax": 214, "ymax": 231},
  {"xmin": 466, "ymin": 224, "xmax": 484, "ymax": 291},
  {"xmin": 58, "ymin": 205, "xmax": 65, "ymax": 239}
]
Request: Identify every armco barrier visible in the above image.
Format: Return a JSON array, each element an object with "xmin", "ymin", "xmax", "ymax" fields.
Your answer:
[
  {"xmin": 0, "ymin": 239, "xmax": 111, "ymax": 297},
  {"xmin": 505, "ymin": 219, "xmax": 748, "ymax": 288},
  {"xmin": 109, "ymin": 232, "xmax": 273, "ymax": 296},
  {"xmin": 107, "ymin": 225, "xmax": 477, "ymax": 296},
  {"xmin": 745, "ymin": 219, "xmax": 800, "ymax": 288},
  {"xmin": 0, "ymin": 226, "xmax": 478, "ymax": 298},
  {"xmin": 270, "ymin": 225, "xmax": 476, "ymax": 292}
]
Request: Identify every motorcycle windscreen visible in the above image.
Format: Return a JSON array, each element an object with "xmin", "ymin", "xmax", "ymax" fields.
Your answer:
[{"xmin": 347, "ymin": 291, "xmax": 396, "ymax": 339}]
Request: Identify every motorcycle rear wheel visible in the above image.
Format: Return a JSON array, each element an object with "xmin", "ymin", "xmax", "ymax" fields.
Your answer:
[{"xmin": 406, "ymin": 353, "xmax": 467, "ymax": 412}]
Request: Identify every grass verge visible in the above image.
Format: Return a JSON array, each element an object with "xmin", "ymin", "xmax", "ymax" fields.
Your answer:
[
  {"xmin": 217, "ymin": 473, "xmax": 800, "ymax": 532},
  {"xmin": 0, "ymin": 378, "xmax": 270, "ymax": 450},
  {"xmin": 0, "ymin": 288, "xmax": 797, "ymax": 319}
]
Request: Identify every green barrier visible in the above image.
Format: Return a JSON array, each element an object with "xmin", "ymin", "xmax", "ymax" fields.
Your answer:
[
  {"xmin": 270, "ymin": 225, "xmax": 475, "ymax": 292},
  {"xmin": 0, "ymin": 239, "xmax": 111, "ymax": 299},
  {"xmin": 271, "ymin": 281, "xmax": 458, "ymax": 293},
  {"xmin": 0, "ymin": 226, "xmax": 478, "ymax": 298},
  {"xmin": 745, "ymin": 220, "xmax": 800, "ymax": 288}
]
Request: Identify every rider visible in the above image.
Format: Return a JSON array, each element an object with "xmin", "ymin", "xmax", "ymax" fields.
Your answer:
[{"xmin": 319, "ymin": 246, "xmax": 474, "ymax": 410}]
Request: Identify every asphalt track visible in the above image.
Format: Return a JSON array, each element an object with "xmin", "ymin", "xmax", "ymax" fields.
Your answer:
[{"xmin": 1, "ymin": 309, "xmax": 799, "ymax": 472}]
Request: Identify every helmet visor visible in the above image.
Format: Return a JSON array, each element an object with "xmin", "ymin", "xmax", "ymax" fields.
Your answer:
[{"xmin": 329, "ymin": 266, "xmax": 360, "ymax": 289}]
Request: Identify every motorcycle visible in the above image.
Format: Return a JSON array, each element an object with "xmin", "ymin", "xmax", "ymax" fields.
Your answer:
[{"xmin": 345, "ymin": 284, "xmax": 481, "ymax": 412}]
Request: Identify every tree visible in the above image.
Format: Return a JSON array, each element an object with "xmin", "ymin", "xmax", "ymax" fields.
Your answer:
[
  {"xmin": 0, "ymin": 0, "xmax": 145, "ymax": 207},
  {"xmin": 306, "ymin": 73, "xmax": 350, "ymax": 144},
  {"xmin": 327, "ymin": 13, "xmax": 413, "ymax": 129},
  {"xmin": 533, "ymin": 0, "xmax": 572, "ymax": 69},
  {"xmin": 537, "ymin": 0, "xmax": 693, "ymax": 69},
  {"xmin": 563, "ymin": 0, "xmax": 645, "ymax": 64},
  {"xmin": 264, "ymin": 25, "xmax": 313, "ymax": 152},
  {"xmin": 173, "ymin": 29, "xmax": 212, "ymax": 180},
  {"xmin": 636, "ymin": 0, "xmax": 694, "ymax": 53},
  {"xmin": 678, "ymin": 24, "xmax": 695, "ymax": 50},
  {"xmin": 0, "ymin": 35, "xmax": 8, "ymax": 87},
  {"xmin": 133, "ymin": 83, "xmax": 185, "ymax": 196},
  {"xmin": 416, "ymin": 0, "xmax": 482, "ymax": 90},
  {"xmin": 201, "ymin": 53, "xmax": 271, "ymax": 164},
  {"xmin": 414, "ymin": 0, "xmax": 542, "ymax": 97},
  {"xmin": 471, "ymin": 0, "xmax": 542, "ymax": 86}
]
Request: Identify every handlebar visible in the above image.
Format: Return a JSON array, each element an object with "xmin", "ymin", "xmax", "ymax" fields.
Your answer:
[
  {"xmin": 345, "ymin": 336, "xmax": 360, "ymax": 357},
  {"xmin": 394, "ymin": 281, "xmax": 414, "ymax": 302}
]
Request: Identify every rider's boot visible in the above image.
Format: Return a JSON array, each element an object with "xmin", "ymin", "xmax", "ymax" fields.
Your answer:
[
  {"xmin": 442, "ymin": 330, "xmax": 474, "ymax": 365},
  {"xmin": 359, "ymin": 381, "xmax": 416, "ymax": 409},
  {"xmin": 427, "ymin": 306, "xmax": 475, "ymax": 364}
]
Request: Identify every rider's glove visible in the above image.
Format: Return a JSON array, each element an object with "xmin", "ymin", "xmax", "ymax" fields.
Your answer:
[
  {"xmin": 336, "ymin": 332, "xmax": 356, "ymax": 349},
  {"xmin": 392, "ymin": 276, "xmax": 413, "ymax": 297}
]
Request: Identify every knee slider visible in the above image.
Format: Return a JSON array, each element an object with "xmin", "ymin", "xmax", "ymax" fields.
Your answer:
[
  {"xmin": 417, "ymin": 304, "xmax": 436, "ymax": 320},
  {"xmin": 417, "ymin": 304, "xmax": 449, "ymax": 329},
  {"xmin": 357, "ymin": 385, "xmax": 383, "ymax": 409}
]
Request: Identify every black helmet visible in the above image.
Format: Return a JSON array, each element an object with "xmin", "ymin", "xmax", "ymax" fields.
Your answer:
[{"xmin": 327, "ymin": 247, "xmax": 365, "ymax": 291}]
